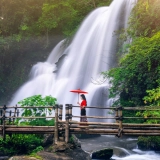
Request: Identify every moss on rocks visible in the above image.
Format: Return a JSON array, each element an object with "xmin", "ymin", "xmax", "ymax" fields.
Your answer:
[
  {"xmin": 138, "ymin": 136, "xmax": 160, "ymax": 151},
  {"xmin": 92, "ymin": 148, "xmax": 113, "ymax": 160}
]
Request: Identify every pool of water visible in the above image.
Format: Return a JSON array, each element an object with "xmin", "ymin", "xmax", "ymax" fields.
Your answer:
[{"xmin": 79, "ymin": 135, "xmax": 160, "ymax": 160}]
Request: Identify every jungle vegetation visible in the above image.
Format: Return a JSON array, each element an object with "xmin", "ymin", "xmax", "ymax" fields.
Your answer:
[{"xmin": 0, "ymin": 0, "xmax": 112, "ymax": 104}]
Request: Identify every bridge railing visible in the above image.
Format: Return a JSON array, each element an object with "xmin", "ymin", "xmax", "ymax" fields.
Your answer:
[
  {"xmin": 1, "ymin": 104, "xmax": 160, "ymax": 143},
  {"xmin": 0, "ymin": 105, "xmax": 64, "ymax": 140},
  {"xmin": 63, "ymin": 105, "xmax": 160, "ymax": 142}
]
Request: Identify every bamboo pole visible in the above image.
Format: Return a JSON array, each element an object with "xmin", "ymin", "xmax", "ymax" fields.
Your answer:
[
  {"xmin": 0, "ymin": 106, "xmax": 56, "ymax": 109},
  {"xmin": 69, "ymin": 131, "xmax": 117, "ymax": 135},
  {"xmin": 123, "ymin": 129, "xmax": 160, "ymax": 133},
  {"xmin": 123, "ymin": 133, "xmax": 160, "ymax": 136},
  {"xmin": 5, "ymin": 127, "xmax": 55, "ymax": 132},
  {"xmin": 1, "ymin": 125, "xmax": 55, "ymax": 128},
  {"xmin": 123, "ymin": 123, "xmax": 160, "ymax": 127},
  {"xmin": 69, "ymin": 104, "xmax": 72, "ymax": 121},
  {"xmin": 58, "ymin": 105, "xmax": 63, "ymax": 120},
  {"xmin": 54, "ymin": 105, "xmax": 58, "ymax": 144},
  {"xmin": 117, "ymin": 107, "xmax": 123, "ymax": 137},
  {"xmin": 6, "ymin": 116, "xmax": 55, "ymax": 119},
  {"xmin": 72, "ymin": 115, "xmax": 115, "ymax": 119},
  {"xmin": 13, "ymin": 105, "xmax": 17, "ymax": 123},
  {"xmin": 9, "ymin": 110, "xmax": 12, "ymax": 124},
  {"xmin": 70, "ymin": 125, "xmax": 118, "ymax": 128},
  {"xmin": 123, "ymin": 107, "xmax": 160, "ymax": 111},
  {"xmin": 65, "ymin": 104, "xmax": 69, "ymax": 143},
  {"xmin": 69, "ymin": 121, "xmax": 119, "ymax": 125},
  {"xmin": 70, "ymin": 128, "xmax": 118, "ymax": 132},
  {"xmin": 71, "ymin": 106, "xmax": 115, "ymax": 109},
  {"xmin": 71, "ymin": 106, "xmax": 160, "ymax": 111},
  {"xmin": 115, "ymin": 108, "xmax": 119, "ymax": 123}
]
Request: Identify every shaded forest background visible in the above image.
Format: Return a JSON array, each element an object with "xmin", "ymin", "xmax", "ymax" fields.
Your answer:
[{"xmin": 0, "ymin": 0, "xmax": 112, "ymax": 104}]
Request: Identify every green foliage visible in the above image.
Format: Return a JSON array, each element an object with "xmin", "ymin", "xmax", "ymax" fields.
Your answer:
[
  {"xmin": 127, "ymin": 0, "xmax": 160, "ymax": 38},
  {"xmin": 135, "ymin": 85, "xmax": 160, "ymax": 124},
  {"xmin": 103, "ymin": 31, "xmax": 160, "ymax": 107},
  {"xmin": 136, "ymin": 109, "xmax": 160, "ymax": 124},
  {"xmin": 0, "ymin": 134, "xmax": 43, "ymax": 155},
  {"xmin": 69, "ymin": 135, "xmax": 74, "ymax": 143},
  {"xmin": 17, "ymin": 95, "xmax": 57, "ymax": 126},
  {"xmin": 143, "ymin": 86, "xmax": 160, "ymax": 106},
  {"xmin": 0, "ymin": 0, "xmax": 113, "ymax": 38},
  {"xmin": 123, "ymin": 110, "xmax": 144, "ymax": 123},
  {"xmin": 138, "ymin": 136, "xmax": 160, "ymax": 151},
  {"xmin": 31, "ymin": 146, "xmax": 44, "ymax": 154},
  {"xmin": 18, "ymin": 95, "xmax": 57, "ymax": 107}
]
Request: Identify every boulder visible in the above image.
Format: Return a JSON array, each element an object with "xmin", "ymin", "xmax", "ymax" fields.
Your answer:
[{"xmin": 92, "ymin": 148, "xmax": 113, "ymax": 160}]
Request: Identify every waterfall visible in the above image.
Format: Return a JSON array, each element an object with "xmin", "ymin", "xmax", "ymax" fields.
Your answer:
[{"xmin": 9, "ymin": 0, "xmax": 136, "ymax": 120}]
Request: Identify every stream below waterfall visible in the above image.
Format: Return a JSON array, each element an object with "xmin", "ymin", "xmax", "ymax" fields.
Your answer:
[{"xmin": 80, "ymin": 135, "xmax": 160, "ymax": 160}]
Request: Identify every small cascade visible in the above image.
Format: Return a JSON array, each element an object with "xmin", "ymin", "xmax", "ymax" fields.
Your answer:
[{"xmin": 9, "ymin": 0, "xmax": 136, "ymax": 120}]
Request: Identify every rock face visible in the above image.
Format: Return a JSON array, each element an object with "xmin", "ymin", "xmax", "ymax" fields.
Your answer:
[
  {"xmin": 38, "ymin": 148, "xmax": 91, "ymax": 160},
  {"xmin": 39, "ymin": 134, "xmax": 91, "ymax": 160},
  {"xmin": 92, "ymin": 148, "xmax": 113, "ymax": 160},
  {"xmin": 42, "ymin": 134, "xmax": 54, "ymax": 147}
]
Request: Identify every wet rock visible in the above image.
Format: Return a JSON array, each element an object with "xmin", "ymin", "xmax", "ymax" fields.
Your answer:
[
  {"xmin": 38, "ymin": 134, "xmax": 91, "ymax": 160},
  {"xmin": 112, "ymin": 147, "xmax": 130, "ymax": 157},
  {"xmin": 0, "ymin": 151, "xmax": 9, "ymax": 160},
  {"xmin": 42, "ymin": 134, "xmax": 54, "ymax": 147},
  {"xmin": 8, "ymin": 156, "xmax": 38, "ymax": 160},
  {"xmin": 92, "ymin": 148, "xmax": 113, "ymax": 160},
  {"xmin": 0, "ymin": 156, "xmax": 9, "ymax": 160},
  {"xmin": 38, "ymin": 148, "xmax": 91, "ymax": 160}
]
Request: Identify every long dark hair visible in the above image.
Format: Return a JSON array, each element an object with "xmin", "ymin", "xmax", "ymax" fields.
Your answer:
[
  {"xmin": 81, "ymin": 94, "xmax": 87, "ymax": 105},
  {"xmin": 80, "ymin": 94, "xmax": 86, "ymax": 100}
]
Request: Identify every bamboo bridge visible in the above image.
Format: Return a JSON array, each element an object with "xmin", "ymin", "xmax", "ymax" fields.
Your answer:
[{"xmin": 1, "ymin": 105, "xmax": 160, "ymax": 143}]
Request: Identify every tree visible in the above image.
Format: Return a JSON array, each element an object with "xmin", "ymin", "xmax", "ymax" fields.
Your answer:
[
  {"xmin": 103, "ymin": 31, "xmax": 160, "ymax": 107},
  {"xmin": 127, "ymin": 0, "xmax": 160, "ymax": 38}
]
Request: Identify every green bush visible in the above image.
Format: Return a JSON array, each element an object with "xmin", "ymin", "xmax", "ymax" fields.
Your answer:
[
  {"xmin": 17, "ymin": 95, "xmax": 56, "ymax": 126},
  {"xmin": 0, "ymin": 134, "xmax": 43, "ymax": 155},
  {"xmin": 138, "ymin": 136, "xmax": 160, "ymax": 151}
]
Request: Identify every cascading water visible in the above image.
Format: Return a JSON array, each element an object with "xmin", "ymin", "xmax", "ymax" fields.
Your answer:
[
  {"xmin": 7, "ymin": 1, "xmax": 160, "ymax": 159},
  {"xmin": 9, "ymin": 0, "xmax": 136, "ymax": 120}
]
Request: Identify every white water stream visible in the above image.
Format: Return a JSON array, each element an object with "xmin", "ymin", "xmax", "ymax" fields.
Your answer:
[
  {"xmin": 8, "ymin": 0, "xmax": 160, "ymax": 159},
  {"xmin": 9, "ymin": 0, "xmax": 135, "ymax": 118}
]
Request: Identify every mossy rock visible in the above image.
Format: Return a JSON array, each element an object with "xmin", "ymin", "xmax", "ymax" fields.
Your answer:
[
  {"xmin": 92, "ymin": 148, "xmax": 113, "ymax": 160},
  {"xmin": 138, "ymin": 136, "xmax": 160, "ymax": 151}
]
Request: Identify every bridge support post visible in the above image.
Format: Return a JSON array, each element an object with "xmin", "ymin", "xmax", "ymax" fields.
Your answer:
[
  {"xmin": 69, "ymin": 104, "xmax": 72, "ymax": 121},
  {"xmin": 54, "ymin": 105, "xmax": 59, "ymax": 144},
  {"xmin": 117, "ymin": 106, "xmax": 123, "ymax": 137},
  {"xmin": 13, "ymin": 105, "xmax": 17, "ymax": 124},
  {"xmin": 65, "ymin": 104, "xmax": 69, "ymax": 143},
  {"xmin": 58, "ymin": 105, "xmax": 63, "ymax": 121},
  {"xmin": 115, "ymin": 108, "xmax": 119, "ymax": 123}
]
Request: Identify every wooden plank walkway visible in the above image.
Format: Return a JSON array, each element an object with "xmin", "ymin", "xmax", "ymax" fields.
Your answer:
[{"xmin": 1, "ymin": 104, "xmax": 160, "ymax": 143}]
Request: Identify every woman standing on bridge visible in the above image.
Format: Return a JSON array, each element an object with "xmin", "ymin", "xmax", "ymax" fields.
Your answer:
[{"xmin": 77, "ymin": 94, "xmax": 88, "ymax": 122}]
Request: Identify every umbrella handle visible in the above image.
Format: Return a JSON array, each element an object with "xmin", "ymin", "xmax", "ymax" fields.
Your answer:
[{"xmin": 78, "ymin": 93, "xmax": 79, "ymax": 104}]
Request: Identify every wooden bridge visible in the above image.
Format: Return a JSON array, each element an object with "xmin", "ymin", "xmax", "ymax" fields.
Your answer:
[{"xmin": 1, "ymin": 105, "xmax": 160, "ymax": 144}]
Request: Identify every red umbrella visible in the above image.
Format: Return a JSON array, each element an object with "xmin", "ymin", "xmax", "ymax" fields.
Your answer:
[{"xmin": 70, "ymin": 88, "xmax": 88, "ymax": 102}]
